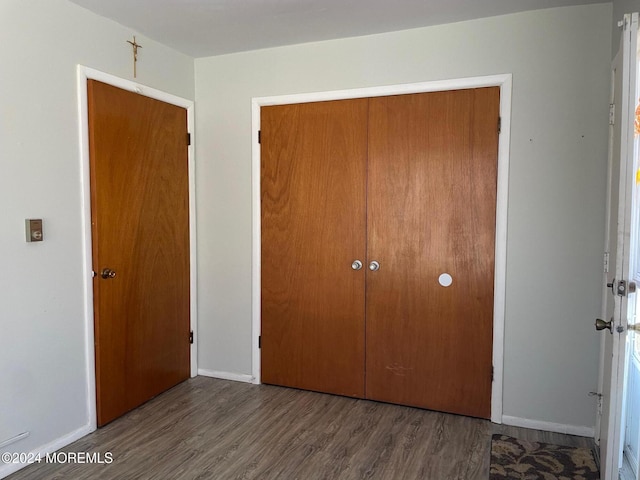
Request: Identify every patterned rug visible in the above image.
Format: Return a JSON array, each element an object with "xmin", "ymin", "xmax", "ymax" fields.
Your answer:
[{"xmin": 490, "ymin": 434, "xmax": 599, "ymax": 480}]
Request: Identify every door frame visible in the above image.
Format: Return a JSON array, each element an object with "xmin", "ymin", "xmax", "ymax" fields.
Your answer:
[
  {"xmin": 76, "ymin": 66, "xmax": 198, "ymax": 431},
  {"xmin": 250, "ymin": 74, "xmax": 512, "ymax": 423}
]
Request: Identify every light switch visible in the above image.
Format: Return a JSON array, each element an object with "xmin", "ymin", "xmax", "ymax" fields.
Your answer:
[{"xmin": 25, "ymin": 219, "xmax": 43, "ymax": 242}]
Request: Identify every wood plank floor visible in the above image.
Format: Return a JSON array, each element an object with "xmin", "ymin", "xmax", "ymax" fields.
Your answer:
[{"xmin": 8, "ymin": 377, "xmax": 597, "ymax": 480}]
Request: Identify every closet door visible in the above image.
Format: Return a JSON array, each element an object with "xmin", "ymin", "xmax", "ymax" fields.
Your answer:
[
  {"xmin": 261, "ymin": 99, "xmax": 368, "ymax": 397},
  {"xmin": 365, "ymin": 88, "xmax": 500, "ymax": 418}
]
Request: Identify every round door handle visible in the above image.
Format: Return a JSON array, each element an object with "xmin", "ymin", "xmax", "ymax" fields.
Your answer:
[
  {"xmin": 351, "ymin": 260, "xmax": 363, "ymax": 271},
  {"xmin": 369, "ymin": 261, "xmax": 380, "ymax": 271},
  {"xmin": 101, "ymin": 268, "xmax": 117, "ymax": 279},
  {"xmin": 595, "ymin": 318, "xmax": 613, "ymax": 333}
]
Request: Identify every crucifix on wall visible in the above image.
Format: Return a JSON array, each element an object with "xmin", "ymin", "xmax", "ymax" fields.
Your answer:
[{"xmin": 127, "ymin": 36, "xmax": 143, "ymax": 78}]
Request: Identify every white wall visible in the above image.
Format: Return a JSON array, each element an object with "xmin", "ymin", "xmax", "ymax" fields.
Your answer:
[
  {"xmin": 0, "ymin": 1, "xmax": 193, "ymax": 477},
  {"xmin": 194, "ymin": 3, "xmax": 612, "ymax": 431}
]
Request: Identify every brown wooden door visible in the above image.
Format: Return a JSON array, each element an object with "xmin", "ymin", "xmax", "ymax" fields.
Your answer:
[
  {"xmin": 261, "ymin": 100, "xmax": 368, "ymax": 397},
  {"xmin": 365, "ymin": 88, "xmax": 499, "ymax": 418},
  {"xmin": 88, "ymin": 80, "xmax": 191, "ymax": 426}
]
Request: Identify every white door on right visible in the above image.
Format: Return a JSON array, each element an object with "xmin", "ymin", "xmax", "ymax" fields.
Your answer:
[
  {"xmin": 621, "ymin": 62, "xmax": 640, "ymax": 478},
  {"xmin": 598, "ymin": 12, "xmax": 640, "ymax": 480}
]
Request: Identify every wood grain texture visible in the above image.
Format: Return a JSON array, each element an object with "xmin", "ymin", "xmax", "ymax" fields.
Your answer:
[
  {"xmin": 261, "ymin": 100, "xmax": 368, "ymax": 397},
  {"xmin": 7, "ymin": 377, "xmax": 596, "ymax": 480},
  {"xmin": 365, "ymin": 88, "xmax": 500, "ymax": 418},
  {"xmin": 88, "ymin": 80, "xmax": 190, "ymax": 426}
]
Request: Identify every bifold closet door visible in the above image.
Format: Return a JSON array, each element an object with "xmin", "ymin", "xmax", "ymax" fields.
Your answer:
[
  {"xmin": 365, "ymin": 88, "xmax": 500, "ymax": 419},
  {"xmin": 261, "ymin": 99, "xmax": 368, "ymax": 397}
]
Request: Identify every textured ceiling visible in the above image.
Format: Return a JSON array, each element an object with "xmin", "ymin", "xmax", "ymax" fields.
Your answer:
[{"xmin": 69, "ymin": 0, "xmax": 608, "ymax": 58}]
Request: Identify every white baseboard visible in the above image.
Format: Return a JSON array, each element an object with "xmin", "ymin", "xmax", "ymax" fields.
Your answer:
[
  {"xmin": 502, "ymin": 415, "xmax": 594, "ymax": 438},
  {"xmin": 0, "ymin": 424, "xmax": 93, "ymax": 479},
  {"xmin": 197, "ymin": 369, "xmax": 254, "ymax": 384}
]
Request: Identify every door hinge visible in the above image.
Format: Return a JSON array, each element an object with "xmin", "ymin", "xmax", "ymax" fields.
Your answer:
[
  {"xmin": 491, "ymin": 366, "xmax": 494, "ymax": 382},
  {"xmin": 609, "ymin": 103, "xmax": 615, "ymax": 125},
  {"xmin": 189, "ymin": 330, "xmax": 194, "ymax": 344},
  {"xmin": 497, "ymin": 117, "xmax": 501, "ymax": 134},
  {"xmin": 258, "ymin": 130, "xmax": 261, "ymax": 144},
  {"xmin": 258, "ymin": 335, "xmax": 261, "ymax": 348},
  {"xmin": 187, "ymin": 133, "xmax": 191, "ymax": 146},
  {"xmin": 604, "ymin": 252, "xmax": 610, "ymax": 273}
]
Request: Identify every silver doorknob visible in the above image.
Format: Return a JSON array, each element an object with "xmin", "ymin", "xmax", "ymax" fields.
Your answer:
[
  {"xmin": 101, "ymin": 268, "xmax": 117, "ymax": 279},
  {"xmin": 351, "ymin": 260, "xmax": 363, "ymax": 271},
  {"xmin": 595, "ymin": 318, "xmax": 613, "ymax": 333},
  {"xmin": 369, "ymin": 261, "xmax": 380, "ymax": 271}
]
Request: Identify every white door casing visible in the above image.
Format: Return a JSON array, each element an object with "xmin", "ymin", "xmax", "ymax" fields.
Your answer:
[
  {"xmin": 251, "ymin": 74, "xmax": 512, "ymax": 423},
  {"xmin": 76, "ymin": 66, "xmax": 198, "ymax": 431}
]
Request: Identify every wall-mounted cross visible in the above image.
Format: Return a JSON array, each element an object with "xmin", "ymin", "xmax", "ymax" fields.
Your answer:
[{"xmin": 127, "ymin": 36, "xmax": 143, "ymax": 78}]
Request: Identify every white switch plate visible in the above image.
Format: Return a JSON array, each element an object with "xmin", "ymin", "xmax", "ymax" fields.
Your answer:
[{"xmin": 25, "ymin": 219, "xmax": 43, "ymax": 242}]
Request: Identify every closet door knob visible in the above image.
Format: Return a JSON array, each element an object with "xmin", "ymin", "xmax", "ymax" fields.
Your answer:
[
  {"xmin": 369, "ymin": 261, "xmax": 380, "ymax": 271},
  {"xmin": 351, "ymin": 260, "xmax": 363, "ymax": 271}
]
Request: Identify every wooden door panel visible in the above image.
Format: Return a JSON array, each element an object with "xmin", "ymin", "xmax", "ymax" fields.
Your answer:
[
  {"xmin": 88, "ymin": 80, "xmax": 190, "ymax": 426},
  {"xmin": 261, "ymin": 100, "xmax": 368, "ymax": 397},
  {"xmin": 365, "ymin": 88, "xmax": 499, "ymax": 418}
]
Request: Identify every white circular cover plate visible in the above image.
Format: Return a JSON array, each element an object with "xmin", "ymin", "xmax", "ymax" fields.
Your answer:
[{"xmin": 438, "ymin": 273, "xmax": 453, "ymax": 287}]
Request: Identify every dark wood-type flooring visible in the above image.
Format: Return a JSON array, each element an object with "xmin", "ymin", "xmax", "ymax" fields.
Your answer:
[{"xmin": 8, "ymin": 376, "xmax": 596, "ymax": 480}]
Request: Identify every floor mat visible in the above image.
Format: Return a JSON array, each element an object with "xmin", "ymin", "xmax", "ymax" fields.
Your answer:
[{"xmin": 490, "ymin": 434, "xmax": 599, "ymax": 480}]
